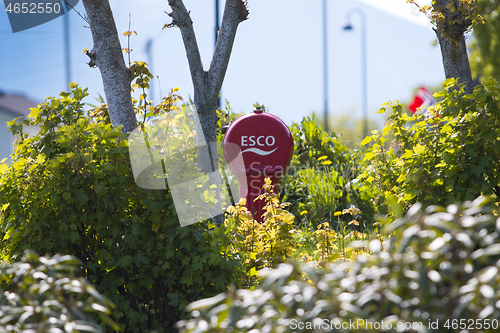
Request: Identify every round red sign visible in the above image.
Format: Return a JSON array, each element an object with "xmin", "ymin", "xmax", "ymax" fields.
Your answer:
[{"xmin": 223, "ymin": 110, "xmax": 294, "ymax": 220}]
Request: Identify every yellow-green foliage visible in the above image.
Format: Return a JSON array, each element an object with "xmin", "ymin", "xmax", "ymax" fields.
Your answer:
[
  {"xmin": 362, "ymin": 78, "xmax": 500, "ymax": 210},
  {"xmin": 0, "ymin": 84, "xmax": 242, "ymax": 333},
  {"xmin": 178, "ymin": 197, "xmax": 500, "ymax": 333},
  {"xmin": 313, "ymin": 222, "xmax": 337, "ymax": 261},
  {"xmin": 225, "ymin": 178, "xmax": 297, "ymax": 286},
  {"xmin": 282, "ymin": 114, "xmax": 385, "ymax": 229},
  {"xmin": 224, "ymin": 179, "xmax": 378, "ymax": 287},
  {"xmin": 309, "ymin": 206, "xmax": 368, "ymax": 262}
]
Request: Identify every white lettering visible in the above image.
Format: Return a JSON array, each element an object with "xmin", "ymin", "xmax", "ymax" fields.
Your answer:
[{"xmin": 240, "ymin": 135, "xmax": 276, "ymax": 147}]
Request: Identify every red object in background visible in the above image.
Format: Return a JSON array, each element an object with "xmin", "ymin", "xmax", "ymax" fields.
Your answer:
[
  {"xmin": 409, "ymin": 86, "xmax": 437, "ymax": 113},
  {"xmin": 223, "ymin": 110, "xmax": 294, "ymax": 221}
]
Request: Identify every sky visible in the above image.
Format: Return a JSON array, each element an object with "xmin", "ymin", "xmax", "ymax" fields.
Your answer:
[{"xmin": 0, "ymin": 0, "xmax": 443, "ymax": 131}]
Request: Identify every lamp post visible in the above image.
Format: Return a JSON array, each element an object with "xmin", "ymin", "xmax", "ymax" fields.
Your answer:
[
  {"xmin": 63, "ymin": 10, "xmax": 71, "ymax": 90},
  {"xmin": 215, "ymin": 0, "xmax": 220, "ymax": 44},
  {"xmin": 215, "ymin": 0, "xmax": 221, "ymax": 109},
  {"xmin": 343, "ymin": 8, "xmax": 368, "ymax": 140},
  {"xmin": 322, "ymin": 0, "xmax": 329, "ymax": 132}
]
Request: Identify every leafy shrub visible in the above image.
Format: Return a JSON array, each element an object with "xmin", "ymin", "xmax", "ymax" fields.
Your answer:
[
  {"xmin": 281, "ymin": 114, "xmax": 384, "ymax": 229},
  {"xmin": 224, "ymin": 178, "xmax": 297, "ymax": 286},
  {"xmin": 293, "ymin": 207, "xmax": 375, "ymax": 263},
  {"xmin": 178, "ymin": 196, "xmax": 500, "ymax": 332},
  {"xmin": 288, "ymin": 113, "xmax": 357, "ymax": 171},
  {"xmin": 0, "ymin": 250, "xmax": 118, "ymax": 332},
  {"xmin": 362, "ymin": 78, "xmax": 500, "ymax": 210},
  {"xmin": 0, "ymin": 85, "xmax": 242, "ymax": 332},
  {"xmin": 224, "ymin": 180, "xmax": 376, "ymax": 286}
]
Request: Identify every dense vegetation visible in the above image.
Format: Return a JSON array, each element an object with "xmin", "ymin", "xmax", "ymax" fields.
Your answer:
[
  {"xmin": 281, "ymin": 114, "xmax": 385, "ymax": 229},
  {"xmin": 361, "ymin": 78, "xmax": 500, "ymax": 209},
  {"xmin": 1, "ymin": 78, "xmax": 500, "ymax": 332},
  {"xmin": 178, "ymin": 196, "xmax": 500, "ymax": 332},
  {"xmin": 0, "ymin": 250, "xmax": 118, "ymax": 332},
  {"xmin": 0, "ymin": 85, "xmax": 242, "ymax": 332}
]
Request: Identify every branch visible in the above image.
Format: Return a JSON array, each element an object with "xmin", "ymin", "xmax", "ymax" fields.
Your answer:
[
  {"xmin": 207, "ymin": 0, "xmax": 248, "ymax": 101},
  {"xmin": 167, "ymin": 0, "xmax": 206, "ymax": 96},
  {"xmin": 81, "ymin": 0, "xmax": 137, "ymax": 132},
  {"xmin": 483, "ymin": 0, "xmax": 500, "ymax": 16}
]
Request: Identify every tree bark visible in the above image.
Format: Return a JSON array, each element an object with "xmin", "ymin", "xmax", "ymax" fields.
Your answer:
[
  {"xmin": 82, "ymin": 0, "xmax": 137, "ymax": 132},
  {"xmin": 433, "ymin": 0, "xmax": 474, "ymax": 94},
  {"xmin": 435, "ymin": 28, "xmax": 473, "ymax": 94}
]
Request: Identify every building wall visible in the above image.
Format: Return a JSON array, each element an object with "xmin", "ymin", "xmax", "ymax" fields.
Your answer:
[{"xmin": 0, "ymin": 111, "xmax": 16, "ymax": 162}]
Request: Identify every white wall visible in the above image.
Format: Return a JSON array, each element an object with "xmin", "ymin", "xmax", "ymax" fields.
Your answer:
[{"xmin": 0, "ymin": 112, "xmax": 39, "ymax": 162}]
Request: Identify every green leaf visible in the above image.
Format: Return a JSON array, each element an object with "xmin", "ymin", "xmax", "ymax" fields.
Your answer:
[
  {"xmin": 63, "ymin": 192, "xmax": 71, "ymax": 202},
  {"xmin": 363, "ymin": 152, "xmax": 374, "ymax": 161},
  {"xmin": 94, "ymin": 183, "xmax": 107, "ymax": 196},
  {"xmin": 28, "ymin": 107, "xmax": 41, "ymax": 119},
  {"xmin": 133, "ymin": 252, "xmax": 149, "ymax": 267},
  {"xmin": 1, "ymin": 203, "xmax": 10, "ymax": 212},
  {"xmin": 413, "ymin": 144, "xmax": 425, "ymax": 155},
  {"xmin": 360, "ymin": 136, "xmax": 372, "ymax": 146},
  {"xmin": 3, "ymin": 227, "xmax": 15, "ymax": 240},
  {"xmin": 401, "ymin": 150, "xmax": 413, "ymax": 159},
  {"xmin": 167, "ymin": 292, "xmax": 179, "ymax": 306}
]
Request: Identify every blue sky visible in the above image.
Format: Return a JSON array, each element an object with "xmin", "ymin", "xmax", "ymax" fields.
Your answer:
[{"xmin": 0, "ymin": 0, "xmax": 446, "ymax": 128}]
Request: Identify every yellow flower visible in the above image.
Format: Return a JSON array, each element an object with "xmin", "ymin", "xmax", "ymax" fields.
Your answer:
[{"xmin": 348, "ymin": 220, "xmax": 360, "ymax": 226}]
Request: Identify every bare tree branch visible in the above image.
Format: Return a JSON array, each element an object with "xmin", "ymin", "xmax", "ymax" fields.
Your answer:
[
  {"xmin": 207, "ymin": 0, "xmax": 248, "ymax": 102},
  {"xmin": 167, "ymin": 0, "xmax": 206, "ymax": 97}
]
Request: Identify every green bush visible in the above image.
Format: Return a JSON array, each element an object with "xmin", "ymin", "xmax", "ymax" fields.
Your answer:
[
  {"xmin": 0, "ymin": 85, "xmax": 242, "ymax": 332},
  {"xmin": 0, "ymin": 250, "xmax": 118, "ymax": 332},
  {"xmin": 362, "ymin": 78, "xmax": 500, "ymax": 210},
  {"xmin": 178, "ymin": 196, "xmax": 500, "ymax": 332},
  {"xmin": 281, "ymin": 114, "xmax": 384, "ymax": 229}
]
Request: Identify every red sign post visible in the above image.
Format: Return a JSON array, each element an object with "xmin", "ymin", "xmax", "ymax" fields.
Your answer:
[{"xmin": 223, "ymin": 110, "xmax": 294, "ymax": 220}]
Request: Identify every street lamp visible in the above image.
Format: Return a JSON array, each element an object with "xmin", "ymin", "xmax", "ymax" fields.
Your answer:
[
  {"xmin": 322, "ymin": 0, "xmax": 329, "ymax": 132},
  {"xmin": 215, "ymin": 0, "xmax": 220, "ymax": 46},
  {"xmin": 342, "ymin": 8, "xmax": 368, "ymax": 140},
  {"xmin": 215, "ymin": 0, "xmax": 221, "ymax": 109}
]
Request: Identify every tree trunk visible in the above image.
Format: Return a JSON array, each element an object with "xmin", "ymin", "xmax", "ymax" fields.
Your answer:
[
  {"xmin": 82, "ymin": 0, "xmax": 137, "ymax": 132},
  {"xmin": 433, "ymin": 0, "xmax": 474, "ymax": 94},
  {"xmin": 167, "ymin": 0, "xmax": 248, "ymax": 225},
  {"xmin": 435, "ymin": 29, "xmax": 473, "ymax": 94}
]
